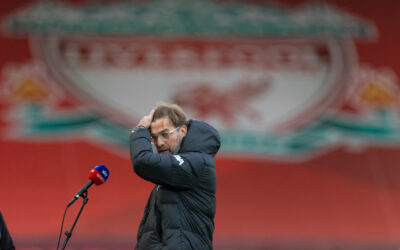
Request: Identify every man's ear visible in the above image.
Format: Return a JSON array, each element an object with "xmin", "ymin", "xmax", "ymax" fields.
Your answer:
[{"xmin": 180, "ymin": 125, "xmax": 187, "ymax": 137}]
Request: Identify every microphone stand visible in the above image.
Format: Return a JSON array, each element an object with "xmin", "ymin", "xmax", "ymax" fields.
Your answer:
[{"xmin": 61, "ymin": 191, "xmax": 89, "ymax": 250}]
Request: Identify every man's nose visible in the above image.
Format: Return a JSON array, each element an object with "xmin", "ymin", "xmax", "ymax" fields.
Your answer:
[{"xmin": 155, "ymin": 137, "xmax": 165, "ymax": 147}]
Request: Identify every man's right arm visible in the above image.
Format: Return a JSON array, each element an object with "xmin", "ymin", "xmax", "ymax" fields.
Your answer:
[{"xmin": 129, "ymin": 128, "xmax": 203, "ymax": 189}]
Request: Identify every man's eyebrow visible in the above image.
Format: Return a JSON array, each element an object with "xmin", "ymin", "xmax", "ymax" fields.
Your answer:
[{"xmin": 151, "ymin": 129, "xmax": 169, "ymax": 135}]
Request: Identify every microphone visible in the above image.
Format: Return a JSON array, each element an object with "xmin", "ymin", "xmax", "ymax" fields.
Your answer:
[{"xmin": 67, "ymin": 164, "xmax": 110, "ymax": 207}]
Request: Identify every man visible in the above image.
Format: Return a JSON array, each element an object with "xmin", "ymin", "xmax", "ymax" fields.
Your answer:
[
  {"xmin": 129, "ymin": 103, "xmax": 220, "ymax": 250},
  {"xmin": 0, "ymin": 211, "xmax": 15, "ymax": 250}
]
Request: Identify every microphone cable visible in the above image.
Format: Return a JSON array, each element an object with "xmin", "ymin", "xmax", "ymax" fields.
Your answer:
[{"xmin": 57, "ymin": 205, "xmax": 68, "ymax": 250}]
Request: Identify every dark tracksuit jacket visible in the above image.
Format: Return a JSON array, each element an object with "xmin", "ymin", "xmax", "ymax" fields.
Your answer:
[
  {"xmin": 130, "ymin": 119, "xmax": 220, "ymax": 250},
  {"xmin": 0, "ymin": 212, "xmax": 15, "ymax": 250}
]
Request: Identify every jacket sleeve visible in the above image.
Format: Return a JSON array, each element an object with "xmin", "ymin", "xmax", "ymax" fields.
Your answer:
[
  {"xmin": 0, "ymin": 212, "xmax": 15, "ymax": 250},
  {"xmin": 129, "ymin": 128, "xmax": 205, "ymax": 189}
]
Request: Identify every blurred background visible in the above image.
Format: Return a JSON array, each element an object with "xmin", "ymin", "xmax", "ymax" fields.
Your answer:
[{"xmin": 1, "ymin": 0, "xmax": 400, "ymax": 249}]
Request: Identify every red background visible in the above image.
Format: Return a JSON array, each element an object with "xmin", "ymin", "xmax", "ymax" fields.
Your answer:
[{"xmin": 1, "ymin": 0, "xmax": 400, "ymax": 249}]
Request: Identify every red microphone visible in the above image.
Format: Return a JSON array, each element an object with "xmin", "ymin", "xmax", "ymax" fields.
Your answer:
[{"xmin": 67, "ymin": 164, "xmax": 109, "ymax": 207}]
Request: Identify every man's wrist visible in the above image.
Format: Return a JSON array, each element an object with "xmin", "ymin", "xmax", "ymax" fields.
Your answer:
[{"xmin": 131, "ymin": 125, "xmax": 147, "ymax": 133}]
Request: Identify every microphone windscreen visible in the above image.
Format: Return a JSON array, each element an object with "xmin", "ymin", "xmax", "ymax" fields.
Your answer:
[{"xmin": 89, "ymin": 164, "xmax": 110, "ymax": 185}]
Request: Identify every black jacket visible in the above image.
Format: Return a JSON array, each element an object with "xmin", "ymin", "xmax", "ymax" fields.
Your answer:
[
  {"xmin": 130, "ymin": 119, "xmax": 220, "ymax": 250},
  {"xmin": 0, "ymin": 212, "xmax": 15, "ymax": 250}
]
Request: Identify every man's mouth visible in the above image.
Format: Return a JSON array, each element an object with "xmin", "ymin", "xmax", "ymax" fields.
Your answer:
[{"xmin": 158, "ymin": 148, "xmax": 170, "ymax": 154}]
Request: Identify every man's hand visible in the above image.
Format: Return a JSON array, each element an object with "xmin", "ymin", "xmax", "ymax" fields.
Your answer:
[{"xmin": 137, "ymin": 109, "xmax": 155, "ymax": 129}]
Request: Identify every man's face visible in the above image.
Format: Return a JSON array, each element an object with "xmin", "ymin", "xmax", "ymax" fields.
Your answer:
[{"xmin": 150, "ymin": 117, "xmax": 187, "ymax": 154}]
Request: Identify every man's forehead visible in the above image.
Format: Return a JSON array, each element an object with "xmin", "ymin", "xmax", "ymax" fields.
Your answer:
[{"xmin": 151, "ymin": 117, "xmax": 173, "ymax": 132}]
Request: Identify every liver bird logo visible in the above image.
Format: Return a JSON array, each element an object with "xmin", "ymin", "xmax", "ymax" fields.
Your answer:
[{"xmin": 172, "ymin": 77, "xmax": 271, "ymax": 125}]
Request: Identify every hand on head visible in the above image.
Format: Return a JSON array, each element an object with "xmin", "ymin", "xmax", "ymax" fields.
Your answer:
[{"xmin": 137, "ymin": 109, "xmax": 155, "ymax": 129}]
